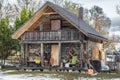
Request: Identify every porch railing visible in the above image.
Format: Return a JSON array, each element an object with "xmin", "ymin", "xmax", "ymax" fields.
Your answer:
[{"xmin": 21, "ymin": 30, "xmax": 80, "ymax": 41}]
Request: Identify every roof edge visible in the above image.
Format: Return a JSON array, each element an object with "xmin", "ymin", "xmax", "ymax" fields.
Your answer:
[{"xmin": 88, "ymin": 33, "xmax": 107, "ymax": 41}]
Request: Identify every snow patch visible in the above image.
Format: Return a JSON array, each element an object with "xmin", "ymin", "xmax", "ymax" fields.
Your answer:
[{"xmin": 0, "ymin": 70, "xmax": 120, "ymax": 80}]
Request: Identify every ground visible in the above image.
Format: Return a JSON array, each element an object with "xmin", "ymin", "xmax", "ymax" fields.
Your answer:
[{"xmin": 0, "ymin": 69, "xmax": 120, "ymax": 80}]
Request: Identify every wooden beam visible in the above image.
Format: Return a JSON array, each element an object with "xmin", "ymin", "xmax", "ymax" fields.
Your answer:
[
  {"xmin": 43, "ymin": 12, "xmax": 58, "ymax": 15},
  {"xmin": 25, "ymin": 44, "xmax": 28, "ymax": 66},
  {"xmin": 58, "ymin": 42, "xmax": 61, "ymax": 66},
  {"xmin": 21, "ymin": 40, "xmax": 81, "ymax": 44},
  {"xmin": 80, "ymin": 43, "xmax": 83, "ymax": 68},
  {"xmin": 41, "ymin": 43, "xmax": 44, "ymax": 67},
  {"xmin": 28, "ymin": 15, "xmax": 46, "ymax": 30},
  {"xmin": 21, "ymin": 43, "xmax": 24, "ymax": 66}
]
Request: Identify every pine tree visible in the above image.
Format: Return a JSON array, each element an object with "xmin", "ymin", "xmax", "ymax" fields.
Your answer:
[
  {"xmin": 14, "ymin": 8, "xmax": 34, "ymax": 30},
  {"xmin": 0, "ymin": 17, "xmax": 15, "ymax": 64}
]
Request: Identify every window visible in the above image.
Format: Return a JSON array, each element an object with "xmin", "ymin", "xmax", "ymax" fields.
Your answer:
[{"xmin": 39, "ymin": 23, "xmax": 43, "ymax": 31}]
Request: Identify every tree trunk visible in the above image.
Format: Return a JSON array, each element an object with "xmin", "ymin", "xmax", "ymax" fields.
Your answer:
[{"xmin": 3, "ymin": 58, "xmax": 5, "ymax": 65}]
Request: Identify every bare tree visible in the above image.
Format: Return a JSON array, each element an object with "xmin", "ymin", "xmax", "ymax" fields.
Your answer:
[
  {"xmin": 0, "ymin": 0, "xmax": 4, "ymax": 18},
  {"xmin": 0, "ymin": 0, "xmax": 18, "ymax": 26},
  {"xmin": 0, "ymin": 1, "xmax": 9, "ymax": 17},
  {"xmin": 88, "ymin": 6, "xmax": 111, "ymax": 36},
  {"xmin": 16, "ymin": 0, "xmax": 42, "ymax": 11}
]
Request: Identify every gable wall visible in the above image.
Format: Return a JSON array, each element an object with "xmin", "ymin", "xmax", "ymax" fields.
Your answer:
[{"xmin": 28, "ymin": 14, "xmax": 77, "ymax": 31}]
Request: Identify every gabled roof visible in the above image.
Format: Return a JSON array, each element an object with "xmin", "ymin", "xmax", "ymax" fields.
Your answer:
[{"xmin": 12, "ymin": 1, "xmax": 106, "ymax": 40}]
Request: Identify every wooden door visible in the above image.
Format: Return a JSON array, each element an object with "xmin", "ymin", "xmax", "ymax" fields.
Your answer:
[
  {"xmin": 92, "ymin": 46, "xmax": 100, "ymax": 60},
  {"xmin": 50, "ymin": 44, "xmax": 59, "ymax": 66},
  {"xmin": 51, "ymin": 20, "xmax": 61, "ymax": 30}
]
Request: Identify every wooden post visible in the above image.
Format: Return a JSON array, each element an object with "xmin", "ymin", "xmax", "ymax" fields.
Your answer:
[
  {"xmin": 86, "ymin": 41, "xmax": 89, "ymax": 56},
  {"xmin": 58, "ymin": 42, "xmax": 61, "ymax": 66},
  {"xmin": 80, "ymin": 43, "xmax": 83, "ymax": 68},
  {"xmin": 21, "ymin": 43, "xmax": 24, "ymax": 66},
  {"xmin": 41, "ymin": 43, "xmax": 44, "ymax": 67},
  {"xmin": 25, "ymin": 44, "xmax": 28, "ymax": 66}
]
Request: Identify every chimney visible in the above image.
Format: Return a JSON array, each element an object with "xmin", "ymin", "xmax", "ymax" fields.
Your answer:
[{"xmin": 79, "ymin": 7, "xmax": 83, "ymax": 20}]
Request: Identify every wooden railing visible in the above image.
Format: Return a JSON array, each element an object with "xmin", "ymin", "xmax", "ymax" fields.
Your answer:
[{"xmin": 21, "ymin": 30, "xmax": 80, "ymax": 41}]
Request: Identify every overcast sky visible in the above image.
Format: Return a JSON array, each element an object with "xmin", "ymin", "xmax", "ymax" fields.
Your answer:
[
  {"xmin": 72, "ymin": 0, "xmax": 120, "ymax": 18},
  {"xmin": 71, "ymin": 0, "xmax": 120, "ymax": 36}
]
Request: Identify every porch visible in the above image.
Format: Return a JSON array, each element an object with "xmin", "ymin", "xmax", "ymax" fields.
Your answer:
[
  {"xmin": 20, "ymin": 43, "xmax": 82, "ymax": 70},
  {"xmin": 21, "ymin": 29, "xmax": 80, "ymax": 41}
]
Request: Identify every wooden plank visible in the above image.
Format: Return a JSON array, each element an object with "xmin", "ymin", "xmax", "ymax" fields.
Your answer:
[
  {"xmin": 21, "ymin": 43, "xmax": 24, "ymax": 66},
  {"xmin": 80, "ymin": 43, "xmax": 83, "ymax": 68},
  {"xmin": 51, "ymin": 20, "xmax": 61, "ymax": 30},
  {"xmin": 51, "ymin": 44, "xmax": 59, "ymax": 66},
  {"xmin": 25, "ymin": 44, "xmax": 28, "ymax": 66},
  {"xmin": 43, "ymin": 12, "xmax": 58, "ymax": 15},
  {"xmin": 92, "ymin": 46, "xmax": 100, "ymax": 60},
  {"xmin": 58, "ymin": 42, "xmax": 61, "ymax": 66},
  {"xmin": 21, "ymin": 40, "xmax": 80, "ymax": 44},
  {"xmin": 41, "ymin": 43, "xmax": 44, "ymax": 67}
]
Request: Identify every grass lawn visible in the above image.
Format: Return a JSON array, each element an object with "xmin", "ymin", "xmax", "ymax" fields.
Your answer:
[{"xmin": 5, "ymin": 70, "xmax": 120, "ymax": 80}]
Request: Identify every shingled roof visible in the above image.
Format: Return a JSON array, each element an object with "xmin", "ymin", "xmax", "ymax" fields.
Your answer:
[
  {"xmin": 47, "ymin": 1, "xmax": 106, "ymax": 40},
  {"xmin": 12, "ymin": 1, "xmax": 106, "ymax": 40}
]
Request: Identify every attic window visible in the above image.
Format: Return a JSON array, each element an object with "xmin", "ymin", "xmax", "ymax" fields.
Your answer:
[
  {"xmin": 39, "ymin": 23, "xmax": 43, "ymax": 31},
  {"xmin": 51, "ymin": 20, "xmax": 61, "ymax": 30}
]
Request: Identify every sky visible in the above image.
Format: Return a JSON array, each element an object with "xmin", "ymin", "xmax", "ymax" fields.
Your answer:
[
  {"xmin": 72, "ymin": 0, "xmax": 120, "ymax": 18},
  {"xmin": 71, "ymin": 0, "xmax": 120, "ymax": 36}
]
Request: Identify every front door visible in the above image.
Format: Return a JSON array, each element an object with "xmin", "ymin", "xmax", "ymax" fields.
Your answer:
[{"xmin": 50, "ymin": 44, "xmax": 59, "ymax": 66}]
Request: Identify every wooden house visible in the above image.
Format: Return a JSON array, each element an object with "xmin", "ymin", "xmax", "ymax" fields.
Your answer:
[{"xmin": 12, "ymin": 1, "xmax": 106, "ymax": 71}]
